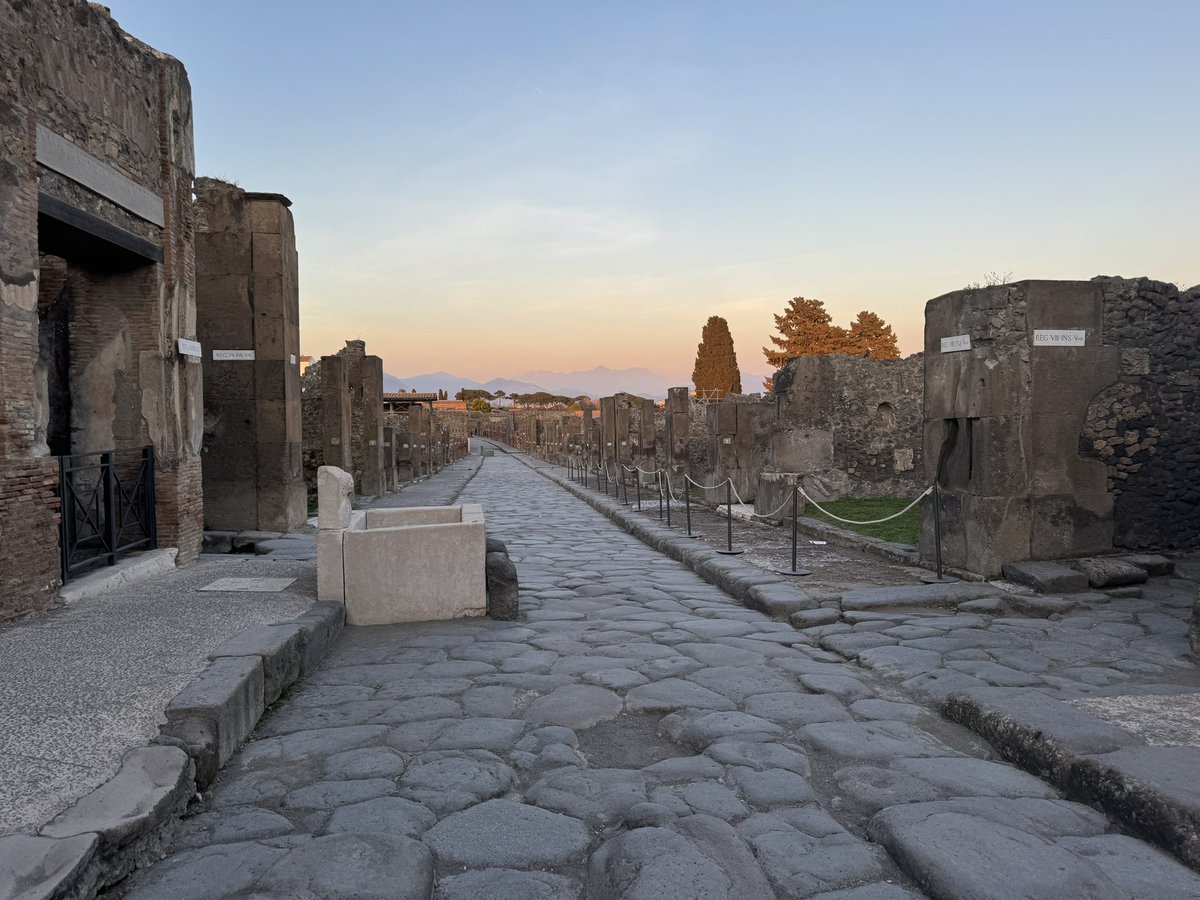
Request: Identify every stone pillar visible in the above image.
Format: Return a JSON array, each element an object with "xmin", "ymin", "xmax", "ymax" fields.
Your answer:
[
  {"xmin": 320, "ymin": 356, "xmax": 352, "ymax": 472},
  {"xmin": 639, "ymin": 397, "xmax": 657, "ymax": 474},
  {"xmin": 615, "ymin": 398, "xmax": 632, "ymax": 475},
  {"xmin": 922, "ymin": 280, "xmax": 1119, "ymax": 576},
  {"xmin": 382, "ymin": 426, "xmax": 396, "ymax": 491},
  {"xmin": 361, "ymin": 356, "xmax": 385, "ymax": 494},
  {"xmin": 196, "ymin": 182, "xmax": 306, "ymax": 532},
  {"xmin": 581, "ymin": 407, "xmax": 594, "ymax": 465},
  {"xmin": 665, "ymin": 387, "xmax": 691, "ymax": 476},
  {"xmin": 599, "ymin": 397, "xmax": 616, "ymax": 473}
]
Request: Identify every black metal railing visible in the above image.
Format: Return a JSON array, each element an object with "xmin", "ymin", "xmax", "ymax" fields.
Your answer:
[{"xmin": 59, "ymin": 446, "xmax": 157, "ymax": 580}]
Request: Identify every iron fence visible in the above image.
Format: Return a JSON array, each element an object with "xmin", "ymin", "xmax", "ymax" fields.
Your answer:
[{"xmin": 59, "ymin": 446, "xmax": 157, "ymax": 580}]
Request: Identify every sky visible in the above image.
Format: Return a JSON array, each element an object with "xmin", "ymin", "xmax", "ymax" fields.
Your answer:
[{"xmin": 109, "ymin": 1, "xmax": 1199, "ymax": 383}]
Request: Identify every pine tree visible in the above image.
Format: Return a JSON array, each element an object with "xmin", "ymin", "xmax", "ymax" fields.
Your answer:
[
  {"xmin": 761, "ymin": 296, "xmax": 846, "ymax": 369},
  {"xmin": 844, "ymin": 310, "xmax": 900, "ymax": 359},
  {"xmin": 691, "ymin": 315, "xmax": 743, "ymax": 399}
]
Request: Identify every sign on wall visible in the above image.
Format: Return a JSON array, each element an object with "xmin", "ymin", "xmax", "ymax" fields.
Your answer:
[
  {"xmin": 1033, "ymin": 329, "xmax": 1086, "ymax": 347},
  {"xmin": 177, "ymin": 338, "xmax": 202, "ymax": 358},
  {"xmin": 212, "ymin": 349, "xmax": 255, "ymax": 361},
  {"xmin": 940, "ymin": 335, "xmax": 972, "ymax": 353}
]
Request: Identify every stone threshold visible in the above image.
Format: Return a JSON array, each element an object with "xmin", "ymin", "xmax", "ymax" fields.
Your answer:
[
  {"xmin": 59, "ymin": 548, "xmax": 179, "ymax": 604},
  {"xmin": 945, "ymin": 686, "xmax": 1200, "ymax": 871},
  {"xmin": 0, "ymin": 600, "xmax": 346, "ymax": 900}
]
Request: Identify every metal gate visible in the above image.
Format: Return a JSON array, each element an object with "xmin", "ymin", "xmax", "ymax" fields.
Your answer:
[{"xmin": 59, "ymin": 446, "xmax": 157, "ymax": 580}]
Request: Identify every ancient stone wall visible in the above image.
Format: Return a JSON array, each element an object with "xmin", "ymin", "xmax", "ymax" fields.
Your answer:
[
  {"xmin": 920, "ymin": 277, "xmax": 1197, "ymax": 576},
  {"xmin": 772, "ymin": 353, "xmax": 923, "ymax": 500},
  {"xmin": 0, "ymin": 1, "xmax": 200, "ymax": 613},
  {"xmin": 301, "ymin": 356, "xmax": 352, "ymax": 498},
  {"xmin": 195, "ymin": 181, "xmax": 305, "ymax": 531},
  {"xmin": 1083, "ymin": 277, "xmax": 1200, "ymax": 550}
]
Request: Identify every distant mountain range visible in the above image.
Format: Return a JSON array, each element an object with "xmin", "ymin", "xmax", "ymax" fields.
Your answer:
[{"xmin": 384, "ymin": 366, "xmax": 772, "ymax": 400}]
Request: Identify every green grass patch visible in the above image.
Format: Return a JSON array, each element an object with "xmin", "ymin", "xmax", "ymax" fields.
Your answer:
[{"xmin": 803, "ymin": 496, "xmax": 920, "ymax": 545}]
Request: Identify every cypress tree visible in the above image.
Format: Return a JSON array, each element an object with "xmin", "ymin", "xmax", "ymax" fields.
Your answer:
[{"xmin": 692, "ymin": 316, "xmax": 743, "ymax": 399}]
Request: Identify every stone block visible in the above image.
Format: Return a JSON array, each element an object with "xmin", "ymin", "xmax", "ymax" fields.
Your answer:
[
  {"xmin": 248, "ymin": 198, "xmax": 284, "ymax": 234},
  {"xmin": 746, "ymin": 582, "xmax": 816, "ymax": 618},
  {"xmin": 251, "ymin": 231, "xmax": 283, "ymax": 273},
  {"xmin": 41, "ymin": 745, "xmax": 193, "ymax": 888},
  {"xmin": 318, "ymin": 465, "xmax": 354, "ymax": 530},
  {"xmin": 1065, "ymin": 557, "xmax": 1149, "ymax": 589},
  {"xmin": 1119, "ymin": 554, "xmax": 1174, "ymax": 577},
  {"xmin": 0, "ymin": 833, "xmax": 98, "ymax": 900},
  {"xmin": 342, "ymin": 521, "xmax": 486, "ymax": 625},
  {"xmin": 485, "ymin": 551, "xmax": 519, "ymax": 620},
  {"xmin": 201, "ymin": 531, "xmax": 234, "ymax": 554},
  {"xmin": 194, "ymin": 232, "xmax": 251, "ymax": 276},
  {"xmin": 159, "ymin": 656, "xmax": 265, "ymax": 789},
  {"xmin": 1001, "ymin": 560, "xmax": 1089, "ymax": 594},
  {"xmin": 317, "ymin": 529, "xmax": 346, "ymax": 602},
  {"xmin": 1029, "ymin": 493, "xmax": 1114, "ymax": 560},
  {"xmin": 209, "ymin": 622, "xmax": 304, "ymax": 704},
  {"xmin": 283, "ymin": 601, "xmax": 345, "ymax": 674}
]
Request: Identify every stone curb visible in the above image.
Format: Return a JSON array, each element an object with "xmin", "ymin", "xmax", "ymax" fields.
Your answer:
[
  {"xmin": 0, "ymin": 600, "xmax": 345, "ymax": 900},
  {"xmin": 944, "ymin": 687, "xmax": 1200, "ymax": 870},
  {"xmin": 513, "ymin": 455, "xmax": 819, "ymax": 622}
]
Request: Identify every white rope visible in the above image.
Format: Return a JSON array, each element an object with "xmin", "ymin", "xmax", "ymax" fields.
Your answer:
[{"xmin": 796, "ymin": 484, "xmax": 932, "ymax": 525}]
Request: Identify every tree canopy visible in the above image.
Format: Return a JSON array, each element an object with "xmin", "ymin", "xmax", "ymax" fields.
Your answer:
[
  {"xmin": 456, "ymin": 388, "xmax": 494, "ymax": 402},
  {"xmin": 762, "ymin": 297, "xmax": 900, "ymax": 388},
  {"xmin": 691, "ymin": 315, "xmax": 742, "ymax": 400}
]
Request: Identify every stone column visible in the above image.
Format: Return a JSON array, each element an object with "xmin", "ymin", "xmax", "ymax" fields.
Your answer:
[
  {"xmin": 382, "ymin": 425, "xmax": 396, "ymax": 491},
  {"xmin": 665, "ymin": 387, "xmax": 691, "ymax": 476},
  {"xmin": 639, "ymin": 397, "xmax": 657, "ymax": 474},
  {"xmin": 599, "ymin": 397, "xmax": 616, "ymax": 473},
  {"xmin": 320, "ymin": 355, "xmax": 352, "ymax": 472}
]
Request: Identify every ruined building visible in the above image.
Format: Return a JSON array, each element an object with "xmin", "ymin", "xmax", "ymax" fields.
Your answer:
[
  {"xmin": 1, "ymin": 2, "xmax": 201, "ymax": 615},
  {"xmin": 922, "ymin": 277, "xmax": 1200, "ymax": 576},
  {"xmin": 195, "ymin": 180, "xmax": 305, "ymax": 532}
]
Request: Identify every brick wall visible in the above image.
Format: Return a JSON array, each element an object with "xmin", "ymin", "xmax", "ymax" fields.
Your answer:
[{"xmin": 0, "ymin": 459, "xmax": 61, "ymax": 618}]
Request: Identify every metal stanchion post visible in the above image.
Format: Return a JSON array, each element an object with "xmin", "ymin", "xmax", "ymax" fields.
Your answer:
[
  {"xmin": 658, "ymin": 477, "xmax": 664, "ymax": 520},
  {"xmin": 716, "ymin": 480, "xmax": 744, "ymax": 555},
  {"xmin": 622, "ymin": 468, "xmax": 629, "ymax": 504},
  {"xmin": 775, "ymin": 483, "xmax": 811, "ymax": 576},
  {"xmin": 636, "ymin": 475, "xmax": 642, "ymax": 511},
  {"xmin": 664, "ymin": 472, "xmax": 674, "ymax": 527},
  {"xmin": 921, "ymin": 483, "xmax": 959, "ymax": 583}
]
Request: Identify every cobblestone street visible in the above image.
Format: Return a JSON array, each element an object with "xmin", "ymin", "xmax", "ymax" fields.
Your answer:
[{"xmin": 116, "ymin": 451, "xmax": 1200, "ymax": 899}]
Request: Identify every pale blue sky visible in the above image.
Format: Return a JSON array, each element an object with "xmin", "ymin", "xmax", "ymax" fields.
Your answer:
[{"xmin": 110, "ymin": 1, "xmax": 1199, "ymax": 381}]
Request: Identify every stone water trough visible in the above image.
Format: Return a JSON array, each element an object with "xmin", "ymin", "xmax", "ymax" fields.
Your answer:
[{"xmin": 316, "ymin": 466, "xmax": 486, "ymax": 625}]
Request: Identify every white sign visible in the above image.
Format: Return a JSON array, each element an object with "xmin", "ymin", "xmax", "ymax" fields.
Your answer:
[
  {"xmin": 940, "ymin": 335, "xmax": 972, "ymax": 353},
  {"xmin": 1033, "ymin": 329, "xmax": 1086, "ymax": 347},
  {"xmin": 177, "ymin": 338, "xmax": 201, "ymax": 358},
  {"xmin": 213, "ymin": 349, "xmax": 255, "ymax": 361},
  {"xmin": 290, "ymin": 354, "xmax": 297, "ymax": 364}
]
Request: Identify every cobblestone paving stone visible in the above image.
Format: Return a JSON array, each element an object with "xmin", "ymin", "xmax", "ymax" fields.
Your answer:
[{"xmin": 115, "ymin": 452, "xmax": 1200, "ymax": 899}]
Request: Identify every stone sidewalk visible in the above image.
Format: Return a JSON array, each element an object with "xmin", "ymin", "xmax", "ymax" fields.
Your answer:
[
  {"xmin": 0, "ymin": 557, "xmax": 315, "ymax": 836},
  {"xmin": 115, "ymin": 451, "xmax": 1200, "ymax": 899}
]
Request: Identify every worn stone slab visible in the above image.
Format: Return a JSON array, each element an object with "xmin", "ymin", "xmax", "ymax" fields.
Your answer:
[
  {"xmin": 282, "ymin": 601, "xmax": 346, "ymax": 675},
  {"xmin": 869, "ymin": 807, "xmax": 1122, "ymax": 899},
  {"xmin": 524, "ymin": 684, "xmax": 622, "ymax": 728},
  {"xmin": 0, "ymin": 833, "xmax": 98, "ymax": 900},
  {"xmin": 160, "ymin": 656, "xmax": 265, "ymax": 789},
  {"xmin": 1119, "ymin": 554, "xmax": 1174, "ymax": 577},
  {"xmin": 745, "ymin": 583, "xmax": 817, "ymax": 618},
  {"xmin": 1068, "ymin": 745, "xmax": 1200, "ymax": 870},
  {"xmin": 423, "ymin": 799, "xmax": 591, "ymax": 868},
  {"xmin": 839, "ymin": 582, "xmax": 999, "ymax": 610},
  {"xmin": 437, "ymin": 868, "xmax": 582, "ymax": 900},
  {"xmin": 1001, "ymin": 561, "xmax": 1089, "ymax": 594},
  {"xmin": 586, "ymin": 825, "xmax": 734, "ymax": 899},
  {"xmin": 1065, "ymin": 557, "xmax": 1149, "ymax": 588},
  {"xmin": 257, "ymin": 832, "xmax": 433, "ymax": 899},
  {"xmin": 209, "ymin": 622, "xmax": 303, "ymax": 704},
  {"xmin": 944, "ymin": 688, "xmax": 1146, "ymax": 784}
]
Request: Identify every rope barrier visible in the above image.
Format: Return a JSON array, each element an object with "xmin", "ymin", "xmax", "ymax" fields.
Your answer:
[{"xmin": 795, "ymin": 484, "xmax": 933, "ymax": 524}]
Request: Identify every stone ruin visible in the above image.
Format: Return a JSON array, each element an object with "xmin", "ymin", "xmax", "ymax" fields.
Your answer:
[
  {"xmin": 1, "ymin": 1, "xmax": 200, "ymax": 615},
  {"xmin": 923, "ymin": 277, "xmax": 1200, "ymax": 577},
  {"xmin": 301, "ymin": 340, "xmax": 385, "ymax": 499},
  {"xmin": 195, "ymin": 180, "xmax": 306, "ymax": 532}
]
